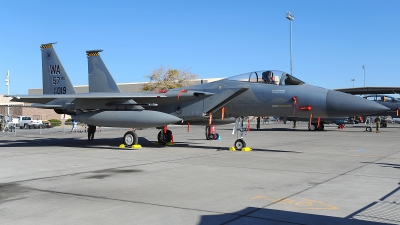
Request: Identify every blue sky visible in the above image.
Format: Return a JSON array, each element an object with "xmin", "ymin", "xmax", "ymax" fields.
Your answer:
[{"xmin": 1, "ymin": 0, "xmax": 399, "ymax": 94}]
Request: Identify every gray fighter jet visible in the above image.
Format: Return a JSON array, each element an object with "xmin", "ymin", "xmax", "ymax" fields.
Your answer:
[
  {"xmin": 8, "ymin": 44, "xmax": 389, "ymax": 150},
  {"xmin": 82, "ymin": 49, "xmax": 388, "ymax": 149},
  {"xmin": 335, "ymin": 87, "xmax": 400, "ymax": 118},
  {"xmin": 362, "ymin": 95, "xmax": 400, "ymax": 117}
]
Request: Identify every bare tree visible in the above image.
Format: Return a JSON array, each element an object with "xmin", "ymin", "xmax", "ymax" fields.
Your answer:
[{"xmin": 141, "ymin": 66, "xmax": 198, "ymax": 91}]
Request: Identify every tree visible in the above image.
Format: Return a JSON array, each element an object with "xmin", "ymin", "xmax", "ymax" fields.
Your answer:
[{"xmin": 141, "ymin": 66, "xmax": 198, "ymax": 91}]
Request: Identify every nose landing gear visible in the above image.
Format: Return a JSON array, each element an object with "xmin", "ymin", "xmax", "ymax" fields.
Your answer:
[{"xmin": 230, "ymin": 117, "xmax": 251, "ymax": 151}]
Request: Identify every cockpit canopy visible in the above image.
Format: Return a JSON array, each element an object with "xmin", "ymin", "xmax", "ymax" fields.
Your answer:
[{"xmin": 226, "ymin": 70, "xmax": 305, "ymax": 86}]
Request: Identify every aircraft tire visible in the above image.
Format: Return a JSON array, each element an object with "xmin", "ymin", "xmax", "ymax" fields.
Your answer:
[
  {"xmin": 308, "ymin": 124, "xmax": 316, "ymax": 131},
  {"xmin": 316, "ymin": 124, "xmax": 324, "ymax": 131},
  {"xmin": 158, "ymin": 130, "xmax": 172, "ymax": 144},
  {"xmin": 234, "ymin": 139, "xmax": 246, "ymax": 150},
  {"xmin": 366, "ymin": 127, "xmax": 372, "ymax": 132},
  {"xmin": 205, "ymin": 126, "xmax": 210, "ymax": 140},
  {"xmin": 124, "ymin": 131, "xmax": 138, "ymax": 146}
]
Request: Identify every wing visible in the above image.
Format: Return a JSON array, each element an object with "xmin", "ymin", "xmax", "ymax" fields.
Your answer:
[
  {"xmin": 7, "ymin": 90, "xmax": 215, "ymax": 110},
  {"xmin": 7, "ymin": 92, "xmax": 167, "ymax": 104},
  {"xmin": 334, "ymin": 87, "xmax": 400, "ymax": 95}
]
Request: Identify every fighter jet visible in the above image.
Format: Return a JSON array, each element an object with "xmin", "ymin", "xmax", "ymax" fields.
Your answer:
[
  {"xmin": 361, "ymin": 95, "xmax": 400, "ymax": 118},
  {"xmin": 335, "ymin": 87, "xmax": 400, "ymax": 118},
  {"xmin": 8, "ymin": 44, "xmax": 389, "ymax": 150},
  {"xmin": 80, "ymin": 49, "xmax": 389, "ymax": 149}
]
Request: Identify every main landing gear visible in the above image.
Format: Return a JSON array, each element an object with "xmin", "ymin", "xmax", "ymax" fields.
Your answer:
[
  {"xmin": 205, "ymin": 125, "xmax": 220, "ymax": 140},
  {"xmin": 123, "ymin": 131, "xmax": 138, "ymax": 146},
  {"xmin": 337, "ymin": 124, "xmax": 345, "ymax": 129},
  {"xmin": 122, "ymin": 126, "xmax": 173, "ymax": 147},
  {"xmin": 156, "ymin": 126, "xmax": 173, "ymax": 145},
  {"xmin": 308, "ymin": 123, "xmax": 324, "ymax": 131},
  {"xmin": 158, "ymin": 129, "xmax": 173, "ymax": 144}
]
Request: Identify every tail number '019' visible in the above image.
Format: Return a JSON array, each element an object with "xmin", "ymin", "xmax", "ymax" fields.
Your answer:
[{"xmin": 54, "ymin": 87, "xmax": 67, "ymax": 94}]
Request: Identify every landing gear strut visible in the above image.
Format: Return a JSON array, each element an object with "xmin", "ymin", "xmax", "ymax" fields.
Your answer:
[
  {"xmin": 365, "ymin": 116, "xmax": 372, "ymax": 132},
  {"xmin": 158, "ymin": 130, "xmax": 172, "ymax": 144},
  {"xmin": 232, "ymin": 117, "xmax": 250, "ymax": 150},
  {"xmin": 308, "ymin": 123, "xmax": 324, "ymax": 131},
  {"xmin": 205, "ymin": 125, "xmax": 219, "ymax": 140}
]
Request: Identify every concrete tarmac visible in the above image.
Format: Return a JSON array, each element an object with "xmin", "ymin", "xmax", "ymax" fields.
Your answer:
[{"xmin": 1, "ymin": 122, "xmax": 399, "ymax": 225}]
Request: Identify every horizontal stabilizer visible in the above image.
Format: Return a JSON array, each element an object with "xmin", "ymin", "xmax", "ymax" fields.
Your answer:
[
  {"xmin": 7, "ymin": 93, "xmax": 168, "ymax": 104},
  {"xmin": 29, "ymin": 103, "xmax": 63, "ymax": 108},
  {"xmin": 0, "ymin": 103, "xmax": 26, "ymax": 106},
  {"xmin": 0, "ymin": 103, "xmax": 63, "ymax": 109}
]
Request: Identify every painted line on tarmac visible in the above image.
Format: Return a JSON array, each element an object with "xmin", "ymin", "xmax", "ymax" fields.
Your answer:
[{"xmin": 251, "ymin": 196, "xmax": 339, "ymax": 210}]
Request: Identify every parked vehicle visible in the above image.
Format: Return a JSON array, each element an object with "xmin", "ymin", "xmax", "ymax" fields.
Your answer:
[
  {"xmin": 392, "ymin": 118, "xmax": 400, "ymax": 124},
  {"xmin": 17, "ymin": 116, "xmax": 43, "ymax": 129}
]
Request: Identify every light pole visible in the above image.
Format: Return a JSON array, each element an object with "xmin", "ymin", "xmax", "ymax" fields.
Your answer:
[
  {"xmin": 362, "ymin": 65, "xmax": 365, "ymax": 87},
  {"xmin": 286, "ymin": 11, "xmax": 294, "ymax": 75},
  {"xmin": 5, "ymin": 70, "xmax": 10, "ymax": 116},
  {"xmin": 351, "ymin": 78, "xmax": 355, "ymax": 87}
]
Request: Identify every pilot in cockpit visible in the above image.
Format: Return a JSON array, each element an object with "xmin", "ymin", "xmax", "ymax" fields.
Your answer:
[{"xmin": 262, "ymin": 71, "xmax": 275, "ymax": 84}]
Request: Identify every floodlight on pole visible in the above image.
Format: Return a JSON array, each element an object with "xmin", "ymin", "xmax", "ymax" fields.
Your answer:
[
  {"xmin": 362, "ymin": 65, "xmax": 365, "ymax": 87},
  {"xmin": 351, "ymin": 78, "xmax": 355, "ymax": 87},
  {"xmin": 5, "ymin": 70, "xmax": 10, "ymax": 115},
  {"xmin": 286, "ymin": 11, "xmax": 294, "ymax": 75}
]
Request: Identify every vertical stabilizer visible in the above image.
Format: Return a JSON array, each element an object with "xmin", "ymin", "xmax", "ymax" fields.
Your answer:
[
  {"xmin": 87, "ymin": 50, "xmax": 121, "ymax": 93},
  {"xmin": 41, "ymin": 43, "xmax": 76, "ymax": 95}
]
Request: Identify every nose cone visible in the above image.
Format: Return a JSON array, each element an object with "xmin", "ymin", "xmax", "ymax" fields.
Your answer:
[{"xmin": 326, "ymin": 90, "xmax": 389, "ymax": 117}]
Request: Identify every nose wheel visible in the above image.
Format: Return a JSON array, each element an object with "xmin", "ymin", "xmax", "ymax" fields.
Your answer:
[
  {"xmin": 234, "ymin": 139, "xmax": 246, "ymax": 150},
  {"xmin": 231, "ymin": 117, "xmax": 251, "ymax": 151}
]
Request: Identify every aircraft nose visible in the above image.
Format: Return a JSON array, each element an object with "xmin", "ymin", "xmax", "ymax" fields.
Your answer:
[{"xmin": 326, "ymin": 90, "xmax": 389, "ymax": 117}]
